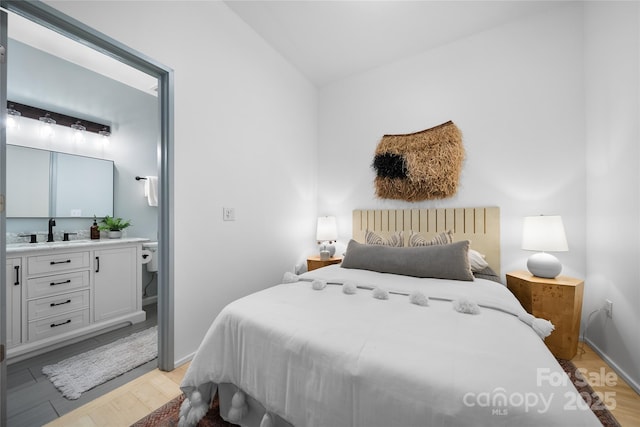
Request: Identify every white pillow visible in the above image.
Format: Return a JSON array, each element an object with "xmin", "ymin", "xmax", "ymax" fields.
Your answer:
[
  {"xmin": 468, "ymin": 249, "xmax": 489, "ymax": 272},
  {"xmin": 408, "ymin": 231, "xmax": 488, "ymax": 272}
]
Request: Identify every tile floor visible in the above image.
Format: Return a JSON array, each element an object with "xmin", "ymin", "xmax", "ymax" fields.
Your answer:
[{"xmin": 6, "ymin": 304, "xmax": 157, "ymax": 427}]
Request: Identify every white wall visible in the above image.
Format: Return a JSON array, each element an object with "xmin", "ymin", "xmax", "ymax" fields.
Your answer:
[
  {"xmin": 318, "ymin": 4, "xmax": 586, "ymax": 279},
  {"xmin": 584, "ymin": 2, "xmax": 640, "ymax": 392},
  {"xmin": 45, "ymin": 0, "xmax": 318, "ymax": 363}
]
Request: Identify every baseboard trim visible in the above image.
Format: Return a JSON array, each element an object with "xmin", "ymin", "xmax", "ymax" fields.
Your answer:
[
  {"xmin": 174, "ymin": 351, "xmax": 195, "ymax": 368},
  {"xmin": 143, "ymin": 295, "xmax": 158, "ymax": 306},
  {"xmin": 585, "ymin": 337, "xmax": 640, "ymax": 395}
]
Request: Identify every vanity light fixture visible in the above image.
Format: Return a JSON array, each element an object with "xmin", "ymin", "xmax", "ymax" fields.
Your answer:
[{"xmin": 6, "ymin": 100, "xmax": 111, "ymax": 136}]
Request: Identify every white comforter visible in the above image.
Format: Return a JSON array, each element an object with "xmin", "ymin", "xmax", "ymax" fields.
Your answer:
[{"xmin": 180, "ymin": 265, "xmax": 600, "ymax": 427}]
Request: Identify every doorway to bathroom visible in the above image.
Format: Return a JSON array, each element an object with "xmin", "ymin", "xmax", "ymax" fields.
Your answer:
[{"xmin": 0, "ymin": 2, "xmax": 174, "ymax": 425}]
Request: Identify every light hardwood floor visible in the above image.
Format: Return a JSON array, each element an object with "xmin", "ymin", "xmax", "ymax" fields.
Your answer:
[
  {"xmin": 572, "ymin": 343, "xmax": 640, "ymax": 426},
  {"xmin": 46, "ymin": 343, "xmax": 640, "ymax": 427},
  {"xmin": 44, "ymin": 362, "xmax": 189, "ymax": 427}
]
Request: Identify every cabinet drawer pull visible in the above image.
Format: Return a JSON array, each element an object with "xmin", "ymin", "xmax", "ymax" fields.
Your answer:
[
  {"xmin": 50, "ymin": 279, "xmax": 72, "ymax": 286},
  {"xmin": 50, "ymin": 259, "xmax": 72, "ymax": 265},
  {"xmin": 14, "ymin": 265, "xmax": 20, "ymax": 286},
  {"xmin": 50, "ymin": 319, "xmax": 71, "ymax": 328},
  {"xmin": 95, "ymin": 256, "xmax": 100, "ymax": 273},
  {"xmin": 50, "ymin": 299, "xmax": 72, "ymax": 307}
]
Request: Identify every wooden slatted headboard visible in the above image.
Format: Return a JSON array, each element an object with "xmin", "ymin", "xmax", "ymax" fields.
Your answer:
[{"xmin": 352, "ymin": 207, "xmax": 501, "ymax": 276}]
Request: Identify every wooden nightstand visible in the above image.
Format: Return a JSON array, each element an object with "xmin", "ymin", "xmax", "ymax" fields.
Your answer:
[
  {"xmin": 307, "ymin": 255, "xmax": 342, "ymax": 272},
  {"xmin": 506, "ymin": 270, "xmax": 584, "ymax": 360}
]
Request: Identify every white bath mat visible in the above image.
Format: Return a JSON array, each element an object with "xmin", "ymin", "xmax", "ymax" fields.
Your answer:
[{"xmin": 42, "ymin": 326, "xmax": 158, "ymax": 399}]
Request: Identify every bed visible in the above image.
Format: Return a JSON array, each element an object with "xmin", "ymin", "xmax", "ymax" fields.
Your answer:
[{"xmin": 178, "ymin": 207, "xmax": 600, "ymax": 427}]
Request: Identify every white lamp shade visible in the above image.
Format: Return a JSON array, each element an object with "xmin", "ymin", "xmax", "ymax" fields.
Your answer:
[
  {"xmin": 521, "ymin": 215, "xmax": 568, "ymax": 252},
  {"xmin": 316, "ymin": 216, "xmax": 337, "ymax": 241}
]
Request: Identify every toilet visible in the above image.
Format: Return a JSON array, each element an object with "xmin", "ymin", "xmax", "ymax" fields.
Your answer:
[{"xmin": 142, "ymin": 241, "xmax": 158, "ymax": 273}]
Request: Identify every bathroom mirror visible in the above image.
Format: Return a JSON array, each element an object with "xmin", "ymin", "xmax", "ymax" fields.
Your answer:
[
  {"xmin": 6, "ymin": 144, "xmax": 114, "ymax": 218},
  {"xmin": 6, "ymin": 145, "xmax": 50, "ymax": 217}
]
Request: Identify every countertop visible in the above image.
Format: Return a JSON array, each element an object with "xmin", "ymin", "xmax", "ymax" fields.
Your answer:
[{"xmin": 6, "ymin": 237, "xmax": 150, "ymax": 254}]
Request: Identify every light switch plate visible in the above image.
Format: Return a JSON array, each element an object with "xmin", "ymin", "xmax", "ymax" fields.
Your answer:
[{"xmin": 223, "ymin": 207, "xmax": 235, "ymax": 221}]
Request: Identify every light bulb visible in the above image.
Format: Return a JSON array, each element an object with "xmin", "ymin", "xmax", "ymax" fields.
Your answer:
[
  {"xmin": 7, "ymin": 115, "xmax": 18, "ymax": 130},
  {"xmin": 39, "ymin": 114, "xmax": 56, "ymax": 139}
]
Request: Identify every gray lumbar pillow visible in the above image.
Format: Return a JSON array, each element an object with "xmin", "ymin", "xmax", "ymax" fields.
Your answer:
[{"xmin": 341, "ymin": 239, "xmax": 474, "ymax": 281}]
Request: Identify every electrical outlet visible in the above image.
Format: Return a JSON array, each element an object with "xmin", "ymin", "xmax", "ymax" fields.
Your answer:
[
  {"xmin": 223, "ymin": 207, "xmax": 235, "ymax": 221},
  {"xmin": 605, "ymin": 299, "xmax": 613, "ymax": 319}
]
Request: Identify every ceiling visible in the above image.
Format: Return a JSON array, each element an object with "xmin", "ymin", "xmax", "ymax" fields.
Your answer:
[
  {"xmin": 7, "ymin": 10, "xmax": 158, "ymax": 96},
  {"xmin": 6, "ymin": 1, "xmax": 569, "ymax": 91},
  {"xmin": 225, "ymin": 0, "xmax": 569, "ymax": 87}
]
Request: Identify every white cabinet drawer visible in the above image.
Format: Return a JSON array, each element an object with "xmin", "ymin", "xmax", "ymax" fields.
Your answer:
[
  {"xmin": 28, "ymin": 251, "xmax": 90, "ymax": 275},
  {"xmin": 27, "ymin": 271, "xmax": 90, "ymax": 299},
  {"xmin": 28, "ymin": 309, "xmax": 90, "ymax": 342},
  {"xmin": 28, "ymin": 290, "xmax": 90, "ymax": 321}
]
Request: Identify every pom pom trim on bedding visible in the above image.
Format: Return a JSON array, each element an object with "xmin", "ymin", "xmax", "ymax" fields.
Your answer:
[{"xmin": 283, "ymin": 269, "xmax": 554, "ymax": 339}]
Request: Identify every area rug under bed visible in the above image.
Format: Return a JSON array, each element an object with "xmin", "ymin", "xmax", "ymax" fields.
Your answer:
[
  {"xmin": 556, "ymin": 358, "xmax": 621, "ymax": 427},
  {"xmin": 132, "ymin": 358, "xmax": 620, "ymax": 427},
  {"xmin": 131, "ymin": 393, "xmax": 235, "ymax": 427}
]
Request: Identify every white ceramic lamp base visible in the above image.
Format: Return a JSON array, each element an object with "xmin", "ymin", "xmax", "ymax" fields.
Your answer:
[
  {"xmin": 319, "ymin": 242, "xmax": 336, "ymax": 260},
  {"xmin": 527, "ymin": 252, "xmax": 562, "ymax": 278}
]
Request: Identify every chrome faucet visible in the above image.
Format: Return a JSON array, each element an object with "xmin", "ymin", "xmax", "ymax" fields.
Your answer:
[{"xmin": 47, "ymin": 218, "xmax": 56, "ymax": 242}]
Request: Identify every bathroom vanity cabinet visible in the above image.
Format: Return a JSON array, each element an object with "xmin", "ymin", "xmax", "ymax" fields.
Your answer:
[
  {"xmin": 94, "ymin": 246, "xmax": 138, "ymax": 322},
  {"xmin": 5, "ymin": 238, "xmax": 148, "ymax": 361}
]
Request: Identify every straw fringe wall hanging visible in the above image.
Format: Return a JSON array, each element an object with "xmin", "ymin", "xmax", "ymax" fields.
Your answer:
[{"xmin": 372, "ymin": 120, "xmax": 464, "ymax": 202}]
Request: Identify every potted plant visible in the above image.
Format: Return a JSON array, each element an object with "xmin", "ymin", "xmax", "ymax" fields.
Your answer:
[{"xmin": 99, "ymin": 215, "xmax": 132, "ymax": 239}]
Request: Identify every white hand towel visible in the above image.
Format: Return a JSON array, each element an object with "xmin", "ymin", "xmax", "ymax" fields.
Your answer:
[{"xmin": 144, "ymin": 176, "xmax": 158, "ymax": 207}]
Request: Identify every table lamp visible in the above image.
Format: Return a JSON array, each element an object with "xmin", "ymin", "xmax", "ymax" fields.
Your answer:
[
  {"xmin": 317, "ymin": 216, "xmax": 337, "ymax": 260},
  {"xmin": 521, "ymin": 215, "xmax": 568, "ymax": 278}
]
